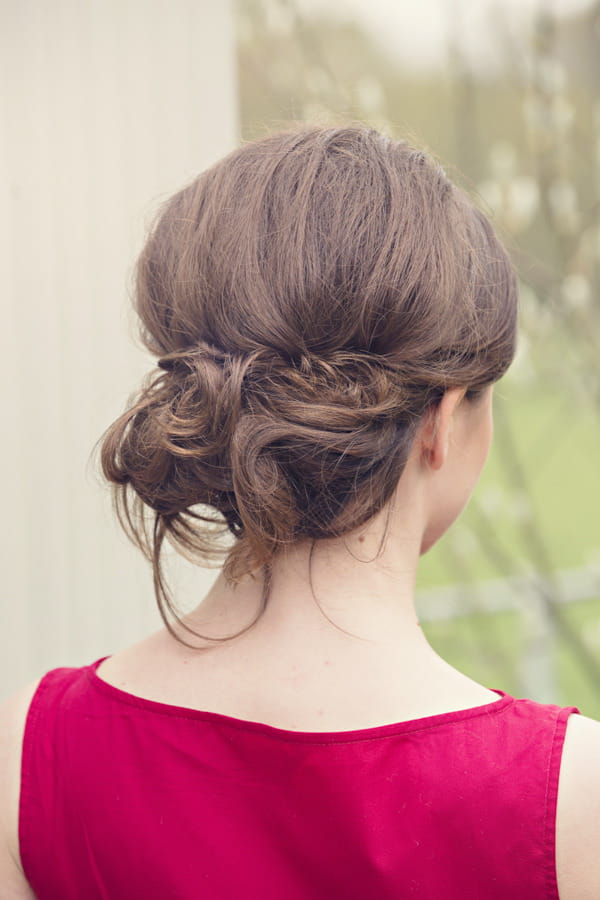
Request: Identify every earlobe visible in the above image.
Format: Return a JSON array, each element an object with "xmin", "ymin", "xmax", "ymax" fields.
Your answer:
[
  {"xmin": 419, "ymin": 388, "xmax": 465, "ymax": 472},
  {"xmin": 426, "ymin": 413, "xmax": 449, "ymax": 472},
  {"xmin": 416, "ymin": 406, "xmax": 446, "ymax": 472}
]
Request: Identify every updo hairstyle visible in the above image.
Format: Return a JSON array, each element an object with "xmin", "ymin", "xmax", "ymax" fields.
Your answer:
[{"xmin": 100, "ymin": 127, "xmax": 518, "ymax": 643}]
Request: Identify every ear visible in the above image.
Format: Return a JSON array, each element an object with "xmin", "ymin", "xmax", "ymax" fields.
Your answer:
[{"xmin": 417, "ymin": 388, "xmax": 466, "ymax": 471}]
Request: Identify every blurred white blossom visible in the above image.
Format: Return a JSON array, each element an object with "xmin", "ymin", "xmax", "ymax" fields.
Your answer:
[
  {"xmin": 478, "ymin": 179, "xmax": 503, "ymax": 213},
  {"xmin": 561, "ymin": 274, "xmax": 592, "ymax": 311},
  {"xmin": 506, "ymin": 176, "xmax": 539, "ymax": 230},
  {"xmin": 519, "ymin": 285, "xmax": 553, "ymax": 336},
  {"xmin": 490, "ymin": 141, "xmax": 517, "ymax": 179},
  {"xmin": 549, "ymin": 96, "xmax": 574, "ymax": 133},
  {"xmin": 537, "ymin": 57, "xmax": 567, "ymax": 96},
  {"xmin": 355, "ymin": 75, "xmax": 385, "ymax": 113},
  {"xmin": 505, "ymin": 332, "xmax": 536, "ymax": 386},
  {"xmin": 547, "ymin": 178, "xmax": 580, "ymax": 233},
  {"xmin": 511, "ymin": 494, "xmax": 533, "ymax": 524},
  {"xmin": 302, "ymin": 99, "xmax": 336, "ymax": 121},
  {"xmin": 480, "ymin": 142, "xmax": 539, "ymax": 232}
]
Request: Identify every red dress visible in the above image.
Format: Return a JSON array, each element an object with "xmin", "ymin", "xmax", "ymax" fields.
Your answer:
[{"xmin": 20, "ymin": 657, "xmax": 578, "ymax": 898}]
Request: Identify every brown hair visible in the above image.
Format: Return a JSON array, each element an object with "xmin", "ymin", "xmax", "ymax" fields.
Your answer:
[{"xmin": 100, "ymin": 126, "xmax": 518, "ymax": 645}]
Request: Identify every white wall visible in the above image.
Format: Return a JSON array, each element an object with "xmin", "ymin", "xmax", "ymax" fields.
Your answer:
[{"xmin": 1, "ymin": 0, "xmax": 238, "ymax": 697}]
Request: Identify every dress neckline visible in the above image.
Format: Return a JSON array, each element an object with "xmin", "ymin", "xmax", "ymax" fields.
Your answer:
[{"xmin": 87, "ymin": 656, "xmax": 515, "ymax": 744}]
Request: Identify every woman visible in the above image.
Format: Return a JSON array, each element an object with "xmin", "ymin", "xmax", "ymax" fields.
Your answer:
[{"xmin": 2, "ymin": 127, "xmax": 599, "ymax": 898}]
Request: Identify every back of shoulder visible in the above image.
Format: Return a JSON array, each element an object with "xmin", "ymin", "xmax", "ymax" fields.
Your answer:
[
  {"xmin": 0, "ymin": 679, "xmax": 43, "ymax": 899},
  {"xmin": 556, "ymin": 713, "xmax": 600, "ymax": 900}
]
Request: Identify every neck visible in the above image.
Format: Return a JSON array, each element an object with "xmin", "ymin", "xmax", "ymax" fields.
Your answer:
[{"xmin": 181, "ymin": 488, "xmax": 437, "ymax": 668}]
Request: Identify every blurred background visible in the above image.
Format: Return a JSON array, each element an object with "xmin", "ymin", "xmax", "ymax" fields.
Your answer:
[{"xmin": 2, "ymin": 0, "xmax": 599, "ymax": 713}]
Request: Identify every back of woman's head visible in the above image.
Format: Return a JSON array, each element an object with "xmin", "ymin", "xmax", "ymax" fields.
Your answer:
[{"xmin": 100, "ymin": 126, "xmax": 518, "ymax": 637}]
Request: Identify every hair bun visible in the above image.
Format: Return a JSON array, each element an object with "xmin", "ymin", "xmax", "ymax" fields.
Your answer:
[{"xmin": 110, "ymin": 343, "xmax": 419, "ymax": 520}]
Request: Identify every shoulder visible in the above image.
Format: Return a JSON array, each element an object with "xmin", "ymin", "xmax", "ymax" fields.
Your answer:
[
  {"xmin": 0, "ymin": 679, "xmax": 43, "ymax": 899},
  {"xmin": 556, "ymin": 712, "xmax": 600, "ymax": 899}
]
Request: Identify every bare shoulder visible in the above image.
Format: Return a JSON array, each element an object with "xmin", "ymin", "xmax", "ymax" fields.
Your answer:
[
  {"xmin": 556, "ymin": 712, "xmax": 600, "ymax": 900},
  {"xmin": 0, "ymin": 679, "xmax": 42, "ymax": 899}
]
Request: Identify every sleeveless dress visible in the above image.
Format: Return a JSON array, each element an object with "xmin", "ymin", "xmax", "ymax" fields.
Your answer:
[{"xmin": 19, "ymin": 657, "xmax": 579, "ymax": 899}]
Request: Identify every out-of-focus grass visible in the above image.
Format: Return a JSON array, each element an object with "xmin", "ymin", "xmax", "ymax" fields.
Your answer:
[
  {"xmin": 420, "ymin": 609, "xmax": 526, "ymax": 696},
  {"xmin": 421, "ymin": 597, "xmax": 600, "ymax": 720}
]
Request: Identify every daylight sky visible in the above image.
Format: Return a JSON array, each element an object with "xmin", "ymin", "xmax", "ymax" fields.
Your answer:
[{"xmin": 294, "ymin": 0, "xmax": 595, "ymax": 70}]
